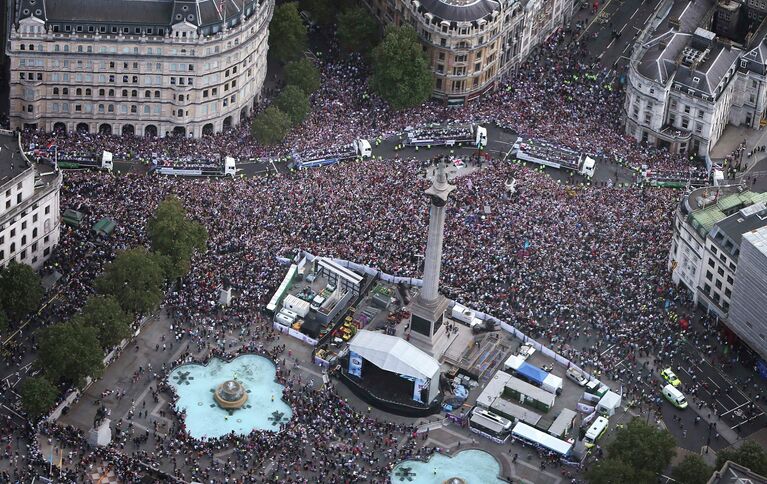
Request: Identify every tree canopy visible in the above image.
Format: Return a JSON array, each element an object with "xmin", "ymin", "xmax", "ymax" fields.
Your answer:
[
  {"xmin": 0, "ymin": 261, "xmax": 43, "ymax": 321},
  {"xmin": 251, "ymin": 106, "xmax": 293, "ymax": 145},
  {"xmin": 95, "ymin": 247, "xmax": 166, "ymax": 315},
  {"xmin": 71, "ymin": 295, "xmax": 133, "ymax": 349},
  {"xmin": 716, "ymin": 441, "xmax": 767, "ymax": 476},
  {"xmin": 337, "ymin": 7, "xmax": 380, "ymax": 54},
  {"xmin": 0, "ymin": 310, "xmax": 7, "ymax": 334},
  {"xmin": 299, "ymin": 0, "xmax": 336, "ymax": 26},
  {"xmin": 20, "ymin": 376, "xmax": 58, "ymax": 420},
  {"xmin": 37, "ymin": 321, "xmax": 103, "ymax": 386},
  {"xmin": 672, "ymin": 455, "xmax": 714, "ymax": 484},
  {"xmin": 268, "ymin": 2, "xmax": 308, "ymax": 63},
  {"xmin": 276, "ymin": 85, "xmax": 311, "ymax": 125},
  {"xmin": 284, "ymin": 58, "xmax": 321, "ymax": 95},
  {"xmin": 371, "ymin": 25, "xmax": 432, "ymax": 109},
  {"xmin": 585, "ymin": 457, "xmax": 637, "ymax": 484},
  {"xmin": 605, "ymin": 419, "xmax": 677, "ymax": 482},
  {"xmin": 147, "ymin": 196, "xmax": 208, "ymax": 280}
]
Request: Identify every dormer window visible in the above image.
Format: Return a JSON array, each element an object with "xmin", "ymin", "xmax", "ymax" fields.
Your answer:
[
  {"xmin": 741, "ymin": 60, "xmax": 747, "ymax": 68},
  {"xmin": 692, "ymin": 77, "xmax": 700, "ymax": 84}
]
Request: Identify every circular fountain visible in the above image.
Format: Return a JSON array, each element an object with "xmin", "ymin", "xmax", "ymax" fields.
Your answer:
[{"xmin": 214, "ymin": 379, "xmax": 248, "ymax": 409}]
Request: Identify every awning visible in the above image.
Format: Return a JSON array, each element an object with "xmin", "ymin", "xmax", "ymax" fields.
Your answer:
[
  {"xmin": 348, "ymin": 330, "xmax": 440, "ymax": 381},
  {"xmin": 92, "ymin": 218, "xmax": 116, "ymax": 236}
]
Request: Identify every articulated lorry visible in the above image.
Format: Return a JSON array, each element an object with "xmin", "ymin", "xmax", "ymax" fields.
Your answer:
[
  {"xmin": 510, "ymin": 138, "xmax": 596, "ymax": 177},
  {"xmin": 403, "ymin": 124, "xmax": 487, "ymax": 148},
  {"xmin": 293, "ymin": 139, "xmax": 372, "ymax": 169}
]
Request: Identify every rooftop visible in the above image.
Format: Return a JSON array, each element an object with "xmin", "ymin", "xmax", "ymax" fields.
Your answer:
[
  {"xmin": 689, "ymin": 190, "xmax": 767, "ymax": 235},
  {"xmin": 18, "ymin": 0, "xmax": 256, "ymax": 28},
  {"xmin": 417, "ymin": 0, "xmax": 500, "ymax": 22},
  {"xmin": 709, "ymin": 202, "xmax": 767, "ymax": 257},
  {"xmin": 707, "ymin": 460, "xmax": 767, "ymax": 484},
  {"xmin": 0, "ymin": 133, "xmax": 30, "ymax": 188}
]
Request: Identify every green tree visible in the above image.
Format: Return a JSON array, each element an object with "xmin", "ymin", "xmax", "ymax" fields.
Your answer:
[
  {"xmin": 284, "ymin": 58, "xmax": 321, "ymax": 95},
  {"xmin": 371, "ymin": 25, "xmax": 432, "ymax": 109},
  {"xmin": 269, "ymin": 2, "xmax": 308, "ymax": 62},
  {"xmin": 299, "ymin": 0, "xmax": 335, "ymax": 26},
  {"xmin": 672, "ymin": 455, "xmax": 714, "ymax": 484},
  {"xmin": 71, "ymin": 295, "xmax": 132, "ymax": 349},
  {"xmin": 251, "ymin": 106, "xmax": 292, "ymax": 145},
  {"xmin": 337, "ymin": 7, "xmax": 380, "ymax": 54},
  {"xmin": 716, "ymin": 441, "xmax": 767, "ymax": 476},
  {"xmin": 606, "ymin": 419, "xmax": 677, "ymax": 483},
  {"xmin": 147, "ymin": 196, "xmax": 208, "ymax": 280},
  {"xmin": 585, "ymin": 458, "xmax": 637, "ymax": 484},
  {"xmin": 0, "ymin": 310, "xmax": 7, "ymax": 334},
  {"xmin": 19, "ymin": 376, "xmax": 58, "ymax": 420},
  {"xmin": 95, "ymin": 247, "xmax": 166, "ymax": 315},
  {"xmin": 0, "ymin": 261, "xmax": 43, "ymax": 321},
  {"xmin": 275, "ymin": 85, "xmax": 310, "ymax": 125},
  {"xmin": 37, "ymin": 322, "xmax": 103, "ymax": 386}
]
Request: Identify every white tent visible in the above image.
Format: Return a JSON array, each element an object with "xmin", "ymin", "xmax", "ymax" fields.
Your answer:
[
  {"xmin": 596, "ymin": 391, "xmax": 622, "ymax": 416},
  {"xmin": 349, "ymin": 330, "xmax": 441, "ymax": 403}
]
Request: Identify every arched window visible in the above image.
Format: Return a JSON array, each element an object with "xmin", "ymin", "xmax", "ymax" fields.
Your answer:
[
  {"xmin": 85, "ymin": 88, "xmax": 91, "ymax": 95},
  {"xmin": 144, "ymin": 90, "xmax": 151, "ymax": 98},
  {"xmin": 99, "ymin": 88, "xmax": 105, "ymax": 96},
  {"xmin": 76, "ymin": 88, "xmax": 82, "ymax": 95},
  {"xmin": 53, "ymin": 87, "xmax": 59, "ymax": 95},
  {"xmin": 121, "ymin": 89, "xmax": 128, "ymax": 97},
  {"xmin": 131, "ymin": 90, "xmax": 137, "ymax": 97},
  {"xmin": 154, "ymin": 90, "xmax": 160, "ymax": 98},
  {"xmin": 62, "ymin": 88, "xmax": 69, "ymax": 95},
  {"xmin": 108, "ymin": 89, "xmax": 115, "ymax": 96}
]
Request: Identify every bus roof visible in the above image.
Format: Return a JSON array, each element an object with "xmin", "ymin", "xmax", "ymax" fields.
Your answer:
[
  {"xmin": 470, "ymin": 410, "xmax": 511, "ymax": 434},
  {"xmin": 512, "ymin": 422, "xmax": 572, "ymax": 456},
  {"xmin": 585, "ymin": 416, "xmax": 609, "ymax": 439}
]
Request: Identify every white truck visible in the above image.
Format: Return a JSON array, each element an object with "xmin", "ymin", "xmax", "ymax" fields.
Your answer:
[
  {"xmin": 282, "ymin": 294, "xmax": 310, "ymax": 318},
  {"xmin": 451, "ymin": 303, "xmax": 483, "ymax": 328},
  {"xmin": 153, "ymin": 156, "xmax": 237, "ymax": 177},
  {"xmin": 404, "ymin": 124, "xmax": 487, "ymax": 148},
  {"xmin": 510, "ymin": 137, "xmax": 596, "ymax": 177},
  {"xmin": 294, "ymin": 139, "xmax": 372, "ymax": 169}
]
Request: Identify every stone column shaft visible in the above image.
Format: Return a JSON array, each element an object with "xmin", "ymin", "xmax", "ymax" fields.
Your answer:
[{"xmin": 420, "ymin": 202, "xmax": 447, "ymax": 302}]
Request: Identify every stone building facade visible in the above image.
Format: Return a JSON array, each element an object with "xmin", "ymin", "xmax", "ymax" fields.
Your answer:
[
  {"xmin": 0, "ymin": 131, "xmax": 61, "ymax": 269},
  {"xmin": 7, "ymin": 0, "xmax": 273, "ymax": 138},
  {"xmin": 361, "ymin": 0, "xmax": 572, "ymax": 105},
  {"xmin": 624, "ymin": 0, "xmax": 767, "ymax": 157}
]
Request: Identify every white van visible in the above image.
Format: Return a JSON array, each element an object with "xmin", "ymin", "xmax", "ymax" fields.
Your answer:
[
  {"xmin": 584, "ymin": 416, "xmax": 609, "ymax": 448},
  {"xmin": 662, "ymin": 384, "xmax": 688, "ymax": 409},
  {"xmin": 280, "ymin": 308, "xmax": 299, "ymax": 321},
  {"xmin": 275, "ymin": 312, "xmax": 294, "ymax": 327},
  {"xmin": 311, "ymin": 295, "xmax": 326, "ymax": 311}
]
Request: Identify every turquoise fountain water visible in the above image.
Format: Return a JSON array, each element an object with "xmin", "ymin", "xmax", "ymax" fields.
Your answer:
[
  {"xmin": 167, "ymin": 354, "xmax": 292, "ymax": 440},
  {"xmin": 390, "ymin": 450, "xmax": 505, "ymax": 484}
]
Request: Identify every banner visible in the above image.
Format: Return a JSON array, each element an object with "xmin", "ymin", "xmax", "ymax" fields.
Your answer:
[
  {"xmin": 413, "ymin": 378, "xmax": 426, "ymax": 403},
  {"xmin": 577, "ymin": 403, "xmax": 596, "ymax": 414},
  {"xmin": 348, "ymin": 351, "xmax": 363, "ymax": 378}
]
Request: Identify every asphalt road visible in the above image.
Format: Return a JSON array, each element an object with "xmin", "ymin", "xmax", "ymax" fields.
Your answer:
[{"xmin": 579, "ymin": 0, "xmax": 664, "ymax": 74}]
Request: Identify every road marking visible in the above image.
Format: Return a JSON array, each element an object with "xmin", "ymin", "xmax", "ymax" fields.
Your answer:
[
  {"xmin": 606, "ymin": 38, "xmax": 615, "ymax": 50},
  {"xmin": 630, "ymin": 6, "xmax": 640, "ymax": 19},
  {"xmin": 619, "ymin": 22, "xmax": 628, "ymax": 34},
  {"xmin": 579, "ymin": 0, "xmax": 616, "ymax": 40},
  {"xmin": 720, "ymin": 401, "xmax": 751, "ymax": 417},
  {"xmin": 707, "ymin": 376, "xmax": 720, "ymax": 390},
  {"xmin": 601, "ymin": 344, "xmax": 616, "ymax": 357},
  {"xmin": 731, "ymin": 411, "xmax": 765, "ymax": 430}
]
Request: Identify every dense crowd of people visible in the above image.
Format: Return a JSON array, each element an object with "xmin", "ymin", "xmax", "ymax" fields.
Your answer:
[
  {"xmin": 21, "ymin": 33, "xmax": 702, "ymax": 176},
  {"xmin": 0, "ymin": 29, "xmax": 747, "ymax": 483}
]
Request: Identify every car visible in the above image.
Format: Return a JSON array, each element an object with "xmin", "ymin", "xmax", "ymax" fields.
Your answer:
[
  {"xmin": 517, "ymin": 345, "xmax": 536, "ymax": 360},
  {"xmin": 566, "ymin": 367, "xmax": 588, "ymax": 386},
  {"xmin": 661, "ymin": 368, "xmax": 681, "ymax": 387}
]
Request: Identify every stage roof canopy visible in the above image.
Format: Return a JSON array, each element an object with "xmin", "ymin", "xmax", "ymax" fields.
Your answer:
[{"xmin": 349, "ymin": 330, "xmax": 440, "ymax": 381}]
